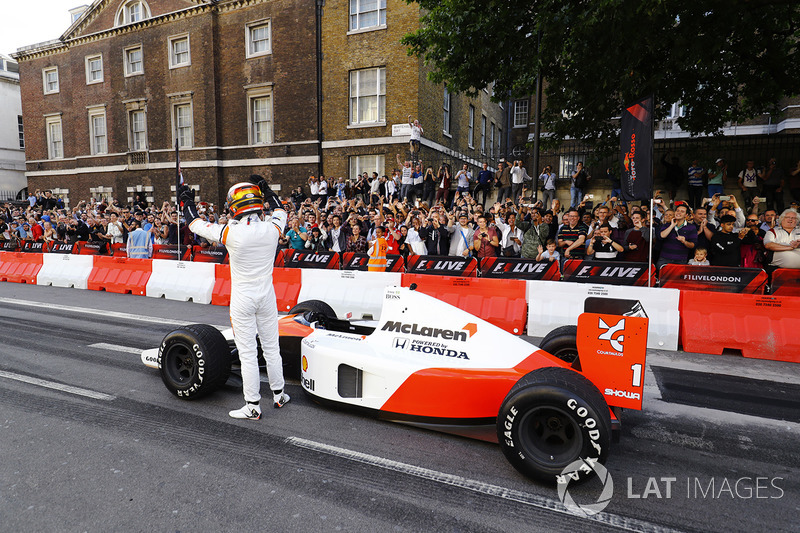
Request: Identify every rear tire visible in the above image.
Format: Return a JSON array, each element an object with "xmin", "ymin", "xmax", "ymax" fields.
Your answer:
[
  {"xmin": 540, "ymin": 325, "xmax": 580, "ymax": 370},
  {"xmin": 158, "ymin": 324, "xmax": 231, "ymax": 400},
  {"xmin": 497, "ymin": 367, "xmax": 611, "ymax": 484}
]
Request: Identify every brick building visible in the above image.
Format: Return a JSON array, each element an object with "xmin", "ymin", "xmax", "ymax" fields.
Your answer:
[
  {"xmin": 320, "ymin": 0, "xmax": 505, "ymax": 182},
  {"xmin": 14, "ymin": 0, "xmax": 320, "ymax": 207},
  {"xmin": 14, "ymin": 0, "xmax": 508, "ymax": 208}
]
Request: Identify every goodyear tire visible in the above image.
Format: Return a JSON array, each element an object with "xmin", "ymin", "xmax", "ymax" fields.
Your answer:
[
  {"xmin": 158, "ymin": 324, "xmax": 231, "ymax": 400},
  {"xmin": 497, "ymin": 366, "xmax": 611, "ymax": 484},
  {"xmin": 540, "ymin": 325, "xmax": 580, "ymax": 370},
  {"xmin": 289, "ymin": 300, "xmax": 336, "ymax": 327}
]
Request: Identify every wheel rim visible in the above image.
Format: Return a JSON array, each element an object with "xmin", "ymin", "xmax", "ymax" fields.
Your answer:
[
  {"xmin": 553, "ymin": 347, "xmax": 579, "ymax": 364},
  {"xmin": 163, "ymin": 342, "xmax": 197, "ymax": 385},
  {"xmin": 518, "ymin": 405, "xmax": 583, "ymax": 467}
]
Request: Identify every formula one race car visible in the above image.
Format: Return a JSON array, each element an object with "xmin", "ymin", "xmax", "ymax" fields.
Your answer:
[{"xmin": 142, "ymin": 286, "xmax": 648, "ymax": 484}]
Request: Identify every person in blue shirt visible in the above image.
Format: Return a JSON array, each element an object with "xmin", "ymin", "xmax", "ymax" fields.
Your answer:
[
  {"xmin": 474, "ymin": 163, "xmax": 494, "ymax": 207},
  {"xmin": 285, "ymin": 218, "xmax": 308, "ymax": 250}
]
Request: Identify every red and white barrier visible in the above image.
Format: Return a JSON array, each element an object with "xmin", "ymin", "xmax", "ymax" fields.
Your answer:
[{"xmin": 37, "ymin": 253, "xmax": 94, "ymax": 289}]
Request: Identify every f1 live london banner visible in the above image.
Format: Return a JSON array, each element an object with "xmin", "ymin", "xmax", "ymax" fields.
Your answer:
[
  {"xmin": 658, "ymin": 264, "xmax": 767, "ymax": 294},
  {"xmin": 620, "ymin": 95, "xmax": 653, "ymax": 202},
  {"xmin": 405, "ymin": 255, "xmax": 478, "ymax": 277}
]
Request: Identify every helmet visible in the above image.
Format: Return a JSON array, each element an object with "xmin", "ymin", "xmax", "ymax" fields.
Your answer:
[{"xmin": 226, "ymin": 182, "xmax": 263, "ymax": 219}]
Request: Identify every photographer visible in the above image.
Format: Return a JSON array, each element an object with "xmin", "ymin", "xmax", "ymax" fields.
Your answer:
[
  {"xmin": 419, "ymin": 210, "xmax": 450, "ymax": 255},
  {"xmin": 586, "ymin": 223, "xmax": 624, "ymax": 260},
  {"xmin": 472, "ymin": 214, "xmax": 500, "ymax": 258}
]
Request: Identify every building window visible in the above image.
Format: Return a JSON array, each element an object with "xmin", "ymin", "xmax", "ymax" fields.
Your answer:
[
  {"xmin": 349, "ymin": 67, "xmax": 385, "ymax": 125},
  {"xmin": 88, "ymin": 107, "xmax": 107, "ymax": 155},
  {"xmin": 349, "ymin": 154, "xmax": 385, "ymax": 179},
  {"xmin": 42, "ymin": 67, "xmax": 59, "ymax": 94},
  {"xmin": 668, "ymin": 102, "xmax": 686, "ymax": 119},
  {"xmin": 124, "ymin": 46, "xmax": 143, "ymax": 76},
  {"xmin": 45, "ymin": 115, "xmax": 63, "ymax": 159},
  {"xmin": 496, "ymin": 126, "xmax": 501, "ymax": 159},
  {"xmin": 18, "ymin": 116, "xmax": 24, "ymax": 149},
  {"xmin": 173, "ymin": 103, "xmax": 193, "ymax": 148},
  {"xmin": 489, "ymin": 122, "xmax": 495, "ymax": 158},
  {"xmin": 514, "ymin": 100, "xmax": 529, "ymax": 128},
  {"xmin": 246, "ymin": 86, "xmax": 274, "ymax": 145},
  {"xmin": 128, "ymin": 109, "xmax": 147, "ymax": 151},
  {"xmin": 169, "ymin": 34, "xmax": 191, "ymax": 69},
  {"xmin": 468, "ymin": 105, "xmax": 475, "ymax": 149},
  {"xmin": 116, "ymin": 0, "xmax": 150, "ymax": 26},
  {"xmin": 349, "ymin": 0, "xmax": 386, "ymax": 32},
  {"xmin": 246, "ymin": 20, "xmax": 271, "ymax": 58},
  {"xmin": 442, "ymin": 86, "xmax": 451, "ymax": 135},
  {"xmin": 85, "ymin": 55, "xmax": 103, "ymax": 84},
  {"xmin": 480, "ymin": 115, "xmax": 487, "ymax": 154}
]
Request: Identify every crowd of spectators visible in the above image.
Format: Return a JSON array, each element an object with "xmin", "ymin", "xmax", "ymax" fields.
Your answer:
[{"xmin": 2, "ymin": 155, "xmax": 799, "ymax": 274}]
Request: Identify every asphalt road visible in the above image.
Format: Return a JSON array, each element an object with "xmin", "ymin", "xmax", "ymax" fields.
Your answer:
[{"xmin": 0, "ymin": 283, "xmax": 797, "ymax": 532}]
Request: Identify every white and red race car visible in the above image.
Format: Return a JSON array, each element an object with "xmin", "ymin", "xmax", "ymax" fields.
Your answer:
[{"xmin": 142, "ymin": 285, "xmax": 648, "ymax": 484}]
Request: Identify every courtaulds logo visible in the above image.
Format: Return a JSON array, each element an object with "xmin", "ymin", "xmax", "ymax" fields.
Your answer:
[{"xmin": 597, "ymin": 318, "xmax": 626, "ymax": 352}]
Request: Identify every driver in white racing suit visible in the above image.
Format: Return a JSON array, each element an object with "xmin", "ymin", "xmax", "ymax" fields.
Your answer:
[{"xmin": 178, "ymin": 178, "xmax": 289, "ymax": 420}]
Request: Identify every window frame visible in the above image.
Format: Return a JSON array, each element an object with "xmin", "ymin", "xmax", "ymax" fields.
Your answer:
[
  {"xmin": 467, "ymin": 105, "xmax": 475, "ymax": 149},
  {"xmin": 349, "ymin": 154, "xmax": 385, "ymax": 180},
  {"xmin": 170, "ymin": 98, "xmax": 194, "ymax": 149},
  {"xmin": 348, "ymin": 67, "xmax": 386, "ymax": 127},
  {"xmin": 513, "ymin": 100, "xmax": 529, "ymax": 128},
  {"xmin": 45, "ymin": 114, "xmax": 63, "ymax": 159},
  {"xmin": 18, "ymin": 115, "xmax": 24, "ymax": 149},
  {"xmin": 87, "ymin": 106, "xmax": 108, "ymax": 155},
  {"xmin": 125, "ymin": 102, "xmax": 148, "ymax": 152},
  {"xmin": 480, "ymin": 114, "xmax": 487, "ymax": 155},
  {"xmin": 168, "ymin": 34, "xmax": 191, "ymax": 69},
  {"xmin": 348, "ymin": 0, "xmax": 387, "ymax": 33},
  {"xmin": 246, "ymin": 19, "xmax": 272, "ymax": 59},
  {"xmin": 124, "ymin": 45, "xmax": 144, "ymax": 77},
  {"xmin": 42, "ymin": 67, "xmax": 59, "ymax": 95},
  {"xmin": 115, "ymin": 0, "xmax": 151, "ymax": 27},
  {"xmin": 246, "ymin": 86, "xmax": 274, "ymax": 145},
  {"xmin": 489, "ymin": 122, "xmax": 495, "ymax": 159},
  {"xmin": 85, "ymin": 54, "xmax": 104, "ymax": 85},
  {"xmin": 442, "ymin": 86, "xmax": 451, "ymax": 136}
]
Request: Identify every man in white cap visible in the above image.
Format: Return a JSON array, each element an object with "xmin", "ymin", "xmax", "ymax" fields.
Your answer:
[{"xmin": 178, "ymin": 177, "xmax": 289, "ymax": 419}]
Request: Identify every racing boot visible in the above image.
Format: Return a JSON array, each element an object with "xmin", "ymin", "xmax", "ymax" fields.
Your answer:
[
  {"xmin": 229, "ymin": 402, "xmax": 261, "ymax": 420},
  {"xmin": 273, "ymin": 390, "xmax": 290, "ymax": 409}
]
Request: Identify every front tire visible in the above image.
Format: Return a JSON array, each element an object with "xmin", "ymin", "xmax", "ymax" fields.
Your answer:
[
  {"xmin": 158, "ymin": 324, "xmax": 231, "ymax": 400},
  {"xmin": 497, "ymin": 367, "xmax": 611, "ymax": 484}
]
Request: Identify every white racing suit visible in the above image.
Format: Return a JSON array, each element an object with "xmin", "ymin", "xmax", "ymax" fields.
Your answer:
[{"xmin": 189, "ymin": 210, "xmax": 287, "ymax": 404}]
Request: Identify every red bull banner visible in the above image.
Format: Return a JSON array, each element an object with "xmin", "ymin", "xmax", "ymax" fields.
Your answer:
[
  {"xmin": 341, "ymin": 252, "xmax": 405, "ymax": 272},
  {"xmin": 658, "ymin": 264, "xmax": 767, "ymax": 294},
  {"xmin": 769, "ymin": 268, "xmax": 800, "ymax": 296},
  {"xmin": 562, "ymin": 260, "xmax": 655, "ymax": 286},
  {"xmin": 192, "ymin": 245, "xmax": 228, "ymax": 264},
  {"xmin": 620, "ymin": 95, "xmax": 654, "ymax": 202},
  {"xmin": 283, "ymin": 249, "xmax": 340, "ymax": 269},
  {"xmin": 479, "ymin": 257, "xmax": 560, "ymax": 280},
  {"xmin": 405, "ymin": 255, "xmax": 477, "ymax": 277}
]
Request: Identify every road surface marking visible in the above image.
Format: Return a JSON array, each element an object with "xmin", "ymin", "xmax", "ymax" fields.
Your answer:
[
  {"xmin": 0, "ymin": 297, "xmax": 227, "ymax": 329},
  {"xmin": 88, "ymin": 343, "xmax": 143, "ymax": 354},
  {"xmin": 286, "ymin": 436, "xmax": 682, "ymax": 533},
  {"xmin": 0, "ymin": 370, "xmax": 115, "ymax": 401}
]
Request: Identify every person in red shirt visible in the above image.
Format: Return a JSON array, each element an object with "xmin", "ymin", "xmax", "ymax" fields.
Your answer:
[{"xmin": 472, "ymin": 214, "xmax": 500, "ymax": 258}]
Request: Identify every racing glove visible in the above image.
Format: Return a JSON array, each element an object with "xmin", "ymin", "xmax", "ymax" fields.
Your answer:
[
  {"xmin": 177, "ymin": 184, "xmax": 199, "ymax": 225},
  {"xmin": 249, "ymin": 174, "xmax": 283, "ymax": 211}
]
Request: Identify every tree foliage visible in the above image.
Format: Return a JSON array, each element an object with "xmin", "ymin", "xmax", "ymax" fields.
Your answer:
[{"xmin": 402, "ymin": 0, "xmax": 800, "ymax": 155}]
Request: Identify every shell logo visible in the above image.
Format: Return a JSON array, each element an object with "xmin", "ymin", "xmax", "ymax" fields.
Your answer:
[{"xmin": 302, "ymin": 355, "xmax": 308, "ymax": 372}]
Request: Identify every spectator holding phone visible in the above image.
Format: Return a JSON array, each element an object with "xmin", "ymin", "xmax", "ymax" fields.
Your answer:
[
  {"xmin": 570, "ymin": 162, "xmax": 590, "ymax": 208},
  {"xmin": 707, "ymin": 158, "xmax": 727, "ymax": 198},
  {"xmin": 709, "ymin": 214, "xmax": 756, "ymax": 266},
  {"xmin": 586, "ymin": 223, "xmax": 624, "ymax": 260},
  {"xmin": 657, "ymin": 204, "xmax": 697, "ymax": 269},
  {"xmin": 473, "ymin": 214, "xmax": 500, "ymax": 258}
]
